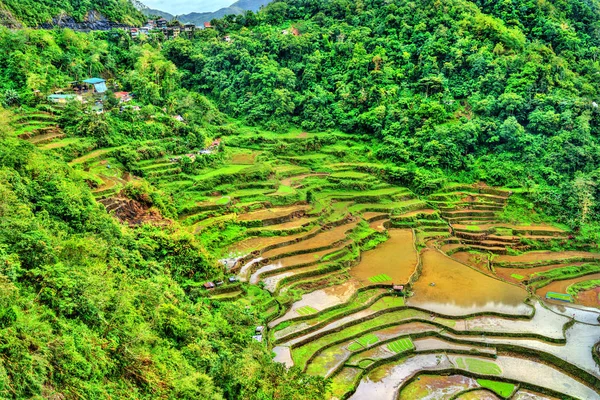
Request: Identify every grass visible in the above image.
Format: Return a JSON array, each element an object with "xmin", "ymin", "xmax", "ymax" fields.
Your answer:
[
  {"xmin": 477, "ymin": 379, "xmax": 515, "ymax": 397},
  {"xmin": 369, "ymin": 273, "xmax": 392, "ymax": 283},
  {"xmin": 529, "ymin": 263, "xmax": 600, "ymax": 288},
  {"xmin": 387, "ymin": 337, "xmax": 414, "ymax": 353},
  {"xmin": 510, "ymin": 273, "xmax": 525, "ymax": 280},
  {"xmin": 353, "ymin": 333, "xmax": 379, "ymax": 349},
  {"xmin": 274, "ymin": 185, "xmax": 294, "ymax": 195},
  {"xmin": 370, "ymin": 296, "xmax": 404, "ymax": 311},
  {"xmin": 455, "ymin": 357, "xmax": 501, "ymax": 376},
  {"xmin": 292, "ymin": 309, "xmax": 438, "ymax": 368},
  {"xmin": 215, "ymin": 196, "xmax": 231, "ymax": 205},
  {"xmin": 296, "ymin": 306, "xmax": 318, "ymax": 316},
  {"xmin": 545, "ymin": 292, "xmax": 574, "ymax": 302},
  {"xmin": 272, "ymin": 289, "xmax": 385, "ymax": 335},
  {"xmin": 567, "ymin": 279, "xmax": 600, "ymax": 296}
]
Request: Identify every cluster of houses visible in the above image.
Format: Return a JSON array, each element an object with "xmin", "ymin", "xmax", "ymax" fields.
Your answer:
[
  {"xmin": 203, "ymin": 275, "xmax": 238, "ymax": 290},
  {"xmin": 130, "ymin": 18, "xmax": 196, "ymax": 40},
  {"xmin": 47, "ymin": 78, "xmax": 134, "ymax": 113},
  {"xmin": 169, "ymin": 139, "xmax": 222, "ymax": 163}
]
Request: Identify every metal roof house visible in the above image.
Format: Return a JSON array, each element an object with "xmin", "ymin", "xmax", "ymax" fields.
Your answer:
[{"xmin": 83, "ymin": 78, "xmax": 107, "ymax": 93}]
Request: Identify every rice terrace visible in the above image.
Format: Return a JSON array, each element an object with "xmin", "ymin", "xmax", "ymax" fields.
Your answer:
[
  {"xmin": 30, "ymin": 121, "xmax": 600, "ymax": 399},
  {"xmin": 2, "ymin": 0, "xmax": 600, "ymax": 398}
]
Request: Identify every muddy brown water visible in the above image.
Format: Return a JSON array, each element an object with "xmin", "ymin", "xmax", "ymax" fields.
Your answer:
[
  {"xmin": 261, "ymin": 221, "xmax": 358, "ymax": 259},
  {"xmin": 456, "ymin": 390, "xmax": 501, "ymax": 400},
  {"xmin": 226, "ymin": 228, "xmax": 317, "ymax": 256},
  {"xmin": 494, "ymin": 251, "xmax": 600, "ymax": 264},
  {"xmin": 409, "ymin": 249, "xmax": 529, "ymax": 315},
  {"xmin": 576, "ymin": 287, "xmax": 600, "ymax": 308},
  {"xmin": 398, "ymin": 374, "xmax": 478, "ymax": 400},
  {"xmin": 349, "ymin": 229, "xmax": 418, "ymax": 285},
  {"xmin": 259, "ymin": 217, "xmax": 316, "ymax": 231},
  {"xmin": 495, "ymin": 262, "xmax": 586, "ymax": 283},
  {"xmin": 236, "ymin": 204, "xmax": 311, "ymax": 221},
  {"xmin": 536, "ymin": 273, "xmax": 600, "ymax": 307}
]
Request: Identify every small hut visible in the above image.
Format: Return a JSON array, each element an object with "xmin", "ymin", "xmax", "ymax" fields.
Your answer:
[
  {"xmin": 83, "ymin": 78, "xmax": 107, "ymax": 94},
  {"xmin": 392, "ymin": 284, "xmax": 404, "ymax": 293},
  {"xmin": 203, "ymin": 282, "xmax": 216, "ymax": 290}
]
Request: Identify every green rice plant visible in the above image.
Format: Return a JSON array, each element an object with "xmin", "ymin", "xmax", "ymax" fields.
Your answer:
[
  {"xmin": 348, "ymin": 333, "xmax": 379, "ymax": 351},
  {"xmin": 296, "ymin": 306, "xmax": 318, "ymax": 316},
  {"xmin": 567, "ymin": 279, "xmax": 600, "ymax": 296},
  {"xmin": 476, "ymin": 379, "xmax": 515, "ymax": 397},
  {"xmin": 369, "ymin": 273, "xmax": 392, "ymax": 283},
  {"xmin": 455, "ymin": 357, "xmax": 501, "ymax": 375},
  {"xmin": 510, "ymin": 273, "xmax": 524, "ymax": 280},
  {"xmin": 387, "ymin": 337, "xmax": 414, "ymax": 354},
  {"xmin": 545, "ymin": 292, "xmax": 574, "ymax": 302}
]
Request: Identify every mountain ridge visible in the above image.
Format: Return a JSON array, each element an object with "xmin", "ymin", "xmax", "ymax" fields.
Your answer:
[{"xmin": 134, "ymin": 0, "xmax": 271, "ymax": 26}]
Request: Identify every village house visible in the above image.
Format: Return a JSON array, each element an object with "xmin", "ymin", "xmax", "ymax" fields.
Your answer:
[
  {"xmin": 83, "ymin": 78, "xmax": 107, "ymax": 94},
  {"xmin": 114, "ymin": 92, "xmax": 132, "ymax": 102},
  {"xmin": 392, "ymin": 284, "xmax": 404, "ymax": 293},
  {"xmin": 203, "ymin": 282, "xmax": 216, "ymax": 290},
  {"xmin": 156, "ymin": 18, "xmax": 168, "ymax": 29}
]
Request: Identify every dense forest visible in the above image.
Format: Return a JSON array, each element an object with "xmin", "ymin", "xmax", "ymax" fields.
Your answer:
[
  {"xmin": 0, "ymin": 0, "xmax": 144, "ymax": 27},
  {"xmin": 0, "ymin": 24, "xmax": 326, "ymax": 400},
  {"xmin": 0, "ymin": 0, "xmax": 600, "ymax": 398},
  {"xmin": 163, "ymin": 0, "xmax": 600, "ymax": 232}
]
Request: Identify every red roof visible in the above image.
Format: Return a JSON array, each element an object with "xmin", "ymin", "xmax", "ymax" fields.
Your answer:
[
  {"xmin": 114, "ymin": 91, "xmax": 130, "ymax": 98},
  {"xmin": 204, "ymin": 22, "xmax": 212, "ymax": 28}
]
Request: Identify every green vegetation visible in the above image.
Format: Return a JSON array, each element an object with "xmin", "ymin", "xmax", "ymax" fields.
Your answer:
[
  {"xmin": 529, "ymin": 264, "xmax": 600, "ymax": 289},
  {"xmin": 477, "ymin": 379, "xmax": 516, "ymax": 397},
  {"xmin": 455, "ymin": 357, "xmax": 502, "ymax": 376},
  {"xmin": 348, "ymin": 334, "xmax": 379, "ymax": 352},
  {"xmin": 1, "ymin": 0, "xmax": 600, "ymax": 398},
  {"xmin": 369, "ymin": 274, "xmax": 392, "ymax": 283},
  {"xmin": 0, "ymin": 0, "xmax": 144, "ymax": 26},
  {"xmin": 387, "ymin": 337, "xmax": 414, "ymax": 354},
  {"xmin": 546, "ymin": 292, "xmax": 574, "ymax": 303},
  {"xmin": 567, "ymin": 280, "xmax": 600, "ymax": 296},
  {"xmin": 297, "ymin": 305, "xmax": 319, "ymax": 316}
]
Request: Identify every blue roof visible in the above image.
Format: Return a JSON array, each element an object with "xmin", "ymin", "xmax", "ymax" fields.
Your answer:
[{"xmin": 83, "ymin": 78, "xmax": 106, "ymax": 84}]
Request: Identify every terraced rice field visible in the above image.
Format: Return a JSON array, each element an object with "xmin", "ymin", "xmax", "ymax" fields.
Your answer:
[{"xmin": 68, "ymin": 128, "xmax": 600, "ymax": 399}]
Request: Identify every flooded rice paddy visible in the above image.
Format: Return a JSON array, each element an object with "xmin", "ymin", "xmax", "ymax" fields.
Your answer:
[
  {"xmin": 207, "ymin": 161, "xmax": 599, "ymax": 399},
  {"xmin": 349, "ymin": 229, "xmax": 417, "ymax": 285},
  {"xmin": 409, "ymin": 249, "xmax": 530, "ymax": 316}
]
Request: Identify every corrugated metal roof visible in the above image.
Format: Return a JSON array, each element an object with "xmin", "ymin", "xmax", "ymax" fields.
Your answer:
[
  {"xmin": 83, "ymin": 78, "xmax": 106, "ymax": 84},
  {"xmin": 94, "ymin": 82, "xmax": 108, "ymax": 93}
]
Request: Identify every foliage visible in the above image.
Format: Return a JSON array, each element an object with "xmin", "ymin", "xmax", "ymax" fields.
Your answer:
[
  {"xmin": 476, "ymin": 379, "xmax": 515, "ymax": 397},
  {"xmin": 0, "ymin": 0, "xmax": 144, "ymax": 26},
  {"xmin": 0, "ymin": 110, "xmax": 328, "ymax": 399},
  {"xmin": 162, "ymin": 0, "xmax": 600, "ymax": 224}
]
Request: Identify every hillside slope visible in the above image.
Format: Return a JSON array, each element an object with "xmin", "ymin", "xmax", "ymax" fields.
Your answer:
[
  {"xmin": 137, "ymin": 0, "xmax": 271, "ymax": 26},
  {"xmin": 164, "ymin": 0, "xmax": 600, "ymax": 227},
  {"xmin": 0, "ymin": 0, "xmax": 144, "ymax": 27}
]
